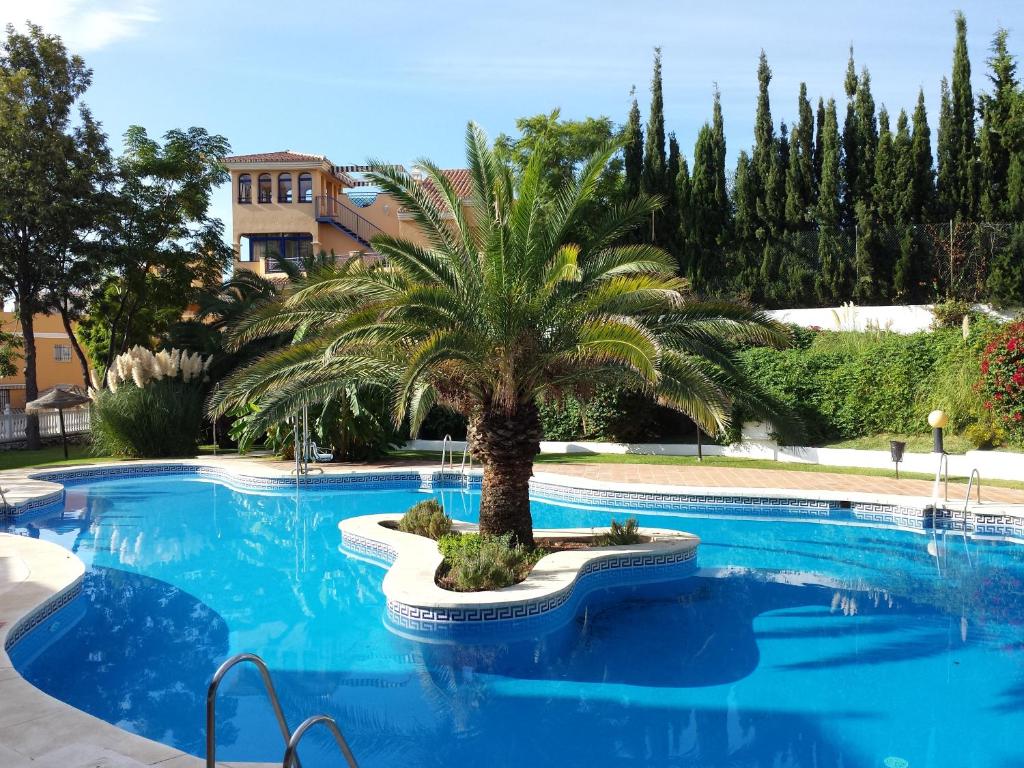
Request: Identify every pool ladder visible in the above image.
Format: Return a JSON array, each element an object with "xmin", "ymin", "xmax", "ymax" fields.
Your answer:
[{"xmin": 206, "ymin": 652, "xmax": 359, "ymax": 768}]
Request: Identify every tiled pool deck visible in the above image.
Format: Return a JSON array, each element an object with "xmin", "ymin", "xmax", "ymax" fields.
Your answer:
[{"xmin": 1, "ymin": 453, "xmax": 1022, "ymax": 765}]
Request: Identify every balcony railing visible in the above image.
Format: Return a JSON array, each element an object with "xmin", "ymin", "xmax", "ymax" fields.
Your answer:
[{"xmin": 314, "ymin": 195, "xmax": 382, "ymax": 249}]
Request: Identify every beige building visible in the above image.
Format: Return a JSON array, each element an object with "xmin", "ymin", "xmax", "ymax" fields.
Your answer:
[
  {"xmin": 223, "ymin": 151, "xmax": 473, "ymax": 276},
  {"xmin": 0, "ymin": 312, "xmax": 88, "ymax": 410}
]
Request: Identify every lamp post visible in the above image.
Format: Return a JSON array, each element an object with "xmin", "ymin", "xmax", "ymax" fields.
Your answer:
[{"xmin": 928, "ymin": 409, "xmax": 948, "ymax": 454}]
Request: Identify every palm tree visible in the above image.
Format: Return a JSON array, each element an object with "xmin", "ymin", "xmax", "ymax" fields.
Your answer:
[{"xmin": 211, "ymin": 124, "xmax": 794, "ymax": 545}]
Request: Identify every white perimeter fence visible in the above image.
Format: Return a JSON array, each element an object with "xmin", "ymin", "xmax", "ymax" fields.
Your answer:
[{"xmin": 0, "ymin": 407, "xmax": 91, "ymax": 444}]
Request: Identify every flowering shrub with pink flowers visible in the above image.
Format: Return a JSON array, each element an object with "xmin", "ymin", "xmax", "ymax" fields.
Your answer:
[{"xmin": 979, "ymin": 320, "xmax": 1024, "ymax": 444}]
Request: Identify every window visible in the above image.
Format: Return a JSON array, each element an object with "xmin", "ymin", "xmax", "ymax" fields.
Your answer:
[
  {"xmin": 237, "ymin": 173, "xmax": 252, "ymax": 203},
  {"xmin": 53, "ymin": 344, "xmax": 72, "ymax": 362},
  {"xmin": 298, "ymin": 172, "xmax": 313, "ymax": 203},
  {"xmin": 278, "ymin": 173, "xmax": 293, "ymax": 203},
  {"xmin": 250, "ymin": 233, "xmax": 314, "ymax": 271},
  {"xmin": 257, "ymin": 173, "xmax": 272, "ymax": 203}
]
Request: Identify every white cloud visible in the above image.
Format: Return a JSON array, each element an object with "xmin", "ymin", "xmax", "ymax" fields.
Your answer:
[{"xmin": 2, "ymin": 0, "xmax": 158, "ymax": 51}]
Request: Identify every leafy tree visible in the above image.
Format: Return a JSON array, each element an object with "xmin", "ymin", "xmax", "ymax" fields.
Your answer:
[
  {"xmin": 211, "ymin": 125, "xmax": 795, "ymax": 544},
  {"xmin": 0, "ymin": 330, "xmax": 22, "ymax": 378},
  {"xmin": 0, "ymin": 23, "xmax": 109, "ymax": 447},
  {"xmin": 623, "ymin": 88, "xmax": 643, "ymax": 204},
  {"xmin": 496, "ymin": 111, "xmax": 622, "ymax": 243},
  {"xmin": 78, "ymin": 126, "xmax": 232, "ymax": 377},
  {"xmin": 937, "ymin": 12, "xmax": 979, "ymax": 219}
]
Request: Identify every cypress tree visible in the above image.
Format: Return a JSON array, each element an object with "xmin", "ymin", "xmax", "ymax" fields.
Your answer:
[
  {"xmin": 892, "ymin": 110, "xmax": 915, "ymax": 222},
  {"xmin": 910, "ymin": 88, "xmax": 936, "ymax": 220},
  {"xmin": 752, "ymin": 51, "xmax": 775, "ymax": 188},
  {"xmin": 641, "ymin": 47, "xmax": 666, "ymax": 199},
  {"xmin": 855, "ymin": 67, "xmax": 878, "ymax": 204},
  {"xmin": 979, "ymin": 28, "xmax": 1018, "ymax": 219},
  {"xmin": 938, "ymin": 12, "xmax": 979, "ymax": 219},
  {"xmin": 663, "ymin": 133, "xmax": 683, "ymax": 261},
  {"xmin": 785, "ymin": 83, "xmax": 815, "ymax": 226},
  {"xmin": 936, "ymin": 76, "xmax": 954, "ymax": 217},
  {"xmin": 797, "ymin": 84, "xmax": 816, "ymax": 208},
  {"xmin": 676, "ymin": 149, "xmax": 693, "ymax": 277},
  {"xmin": 892, "ymin": 110, "xmax": 924, "ymax": 300},
  {"xmin": 731, "ymin": 151, "xmax": 760, "ymax": 297},
  {"xmin": 871, "ymin": 108, "xmax": 899, "ymax": 297},
  {"xmin": 842, "ymin": 47, "xmax": 860, "ymax": 227},
  {"xmin": 753, "ymin": 51, "xmax": 784, "ymax": 236},
  {"xmin": 711, "ymin": 85, "xmax": 729, "ymax": 230},
  {"xmin": 691, "ymin": 123, "xmax": 717, "ymax": 281},
  {"xmin": 623, "ymin": 87, "xmax": 643, "ymax": 203},
  {"xmin": 816, "ymin": 99, "xmax": 848, "ymax": 303},
  {"xmin": 813, "ymin": 97, "xmax": 826, "ymax": 193}
]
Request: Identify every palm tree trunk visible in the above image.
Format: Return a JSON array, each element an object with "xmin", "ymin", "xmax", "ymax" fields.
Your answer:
[{"xmin": 470, "ymin": 401, "xmax": 542, "ymax": 547}]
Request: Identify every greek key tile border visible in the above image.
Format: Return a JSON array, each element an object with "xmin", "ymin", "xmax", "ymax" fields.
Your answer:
[
  {"xmin": 385, "ymin": 547, "xmax": 697, "ymax": 632},
  {"xmin": 341, "ymin": 531, "xmax": 399, "ymax": 565},
  {"xmin": 529, "ymin": 480, "xmax": 835, "ymax": 515},
  {"xmin": 3, "ymin": 577, "xmax": 84, "ymax": 651}
]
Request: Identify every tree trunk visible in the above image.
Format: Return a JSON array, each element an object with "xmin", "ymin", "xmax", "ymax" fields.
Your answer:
[
  {"xmin": 20, "ymin": 311, "xmax": 41, "ymax": 450},
  {"xmin": 58, "ymin": 305, "xmax": 91, "ymax": 390},
  {"xmin": 469, "ymin": 400, "xmax": 542, "ymax": 547}
]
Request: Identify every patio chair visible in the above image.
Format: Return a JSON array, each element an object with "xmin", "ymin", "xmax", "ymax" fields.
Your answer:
[{"xmin": 308, "ymin": 442, "xmax": 334, "ymax": 463}]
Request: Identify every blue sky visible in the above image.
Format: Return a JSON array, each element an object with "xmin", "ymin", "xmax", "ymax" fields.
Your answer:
[{"xmin": 3, "ymin": 0, "xmax": 1020, "ymax": 232}]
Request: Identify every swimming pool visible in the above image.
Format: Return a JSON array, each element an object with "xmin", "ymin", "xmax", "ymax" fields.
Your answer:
[{"xmin": 5, "ymin": 473, "xmax": 1024, "ymax": 767}]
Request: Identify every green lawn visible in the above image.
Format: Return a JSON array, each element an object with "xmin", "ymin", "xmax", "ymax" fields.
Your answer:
[
  {"xmin": 0, "ymin": 444, "xmax": 120, "ymax": 471},
  {"xmin": 389, "ymin": 449, "xmax": 1024, "ymax": 491},
  {"xmin": 0, "ymin": 443, "xmax": 237, "ymax": 472},
  {"xmin": 819, "ymin": 432, "xmax": 980, "ymax": 454}
]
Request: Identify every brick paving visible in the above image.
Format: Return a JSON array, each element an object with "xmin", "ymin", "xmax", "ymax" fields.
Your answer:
[{"xmin": 535, "ymin": 462, "xmax": 1024, "ymax": 504}]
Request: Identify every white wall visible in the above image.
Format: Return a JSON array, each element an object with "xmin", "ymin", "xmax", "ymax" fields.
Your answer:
[
  {"xmin": 406, "ymin": 434, "xmax": 1024, "ymax": 483},
  {"xmin": 767, "ymin": 303, "xmax": 1016, "ymax": 334}
]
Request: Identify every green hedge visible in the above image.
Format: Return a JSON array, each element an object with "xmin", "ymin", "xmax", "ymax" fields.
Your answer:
[{"xmin": 735, "ymin": 322, "xmax": 997, "ymax": 445}]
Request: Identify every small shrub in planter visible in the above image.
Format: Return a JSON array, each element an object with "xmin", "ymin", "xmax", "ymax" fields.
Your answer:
[
  {"xmin": 593, "ymin": 517, "xmax": 642, "ymax": 546},
  {"xmin": 397, "ymin": 499, "xmax": 454, "ymax": 540},
  {"xmin": 437, "ymin": 533, "xmax": 543, "ymax": 591}
]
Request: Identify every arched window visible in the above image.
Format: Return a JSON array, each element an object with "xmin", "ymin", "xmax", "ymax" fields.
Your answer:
[
  {"xmin": 298, "ymin": 172, "xmax": 313, "ymax": 203},
  {"xmin": 257, "ymin": 173, "xmax": 272, "ymax": 203},
  {"xmin": 237, "ymin": 173, "xmax": 252, "ymax": 203},
  {"xmin": 278, "ymin": 173, "xmax": 292, "ymax": 203}
]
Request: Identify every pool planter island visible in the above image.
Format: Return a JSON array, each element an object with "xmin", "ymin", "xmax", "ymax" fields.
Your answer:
[{"xmin": 339, "ymin": 514, "xmax": 699, "ymax": 638}]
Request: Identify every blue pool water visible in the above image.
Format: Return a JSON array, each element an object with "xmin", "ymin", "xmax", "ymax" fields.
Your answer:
[{"xmin": 5, "ymin": 475, "xmax": 1024, "ymax": 768}]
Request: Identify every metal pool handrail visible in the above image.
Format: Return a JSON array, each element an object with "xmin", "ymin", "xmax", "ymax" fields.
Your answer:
[
  {"xmin": 206, "ymin": 653, "xmax": 297, "ymax": 768},
  {"xmin": 440, "ymin": 434, "xmax": 453, "ymax": 471},
  {"xmin": 282, "ymin": 714, "xmax": 360, "ymax": 768}
]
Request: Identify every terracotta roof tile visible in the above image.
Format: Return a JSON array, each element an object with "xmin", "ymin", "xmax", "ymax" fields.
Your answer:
[
  {"xmin": 224, "ymin": 151, "xmax": 326, "ymax": 164},
  {"xmin": 418, "ymin": 168, "xmax": 474, "ymax": 208}
]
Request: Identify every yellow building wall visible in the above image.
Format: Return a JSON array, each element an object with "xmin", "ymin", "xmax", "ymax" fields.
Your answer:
[{"xmin": 0, "ymin": 313, "xmax": 88, "ymax": 410}]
